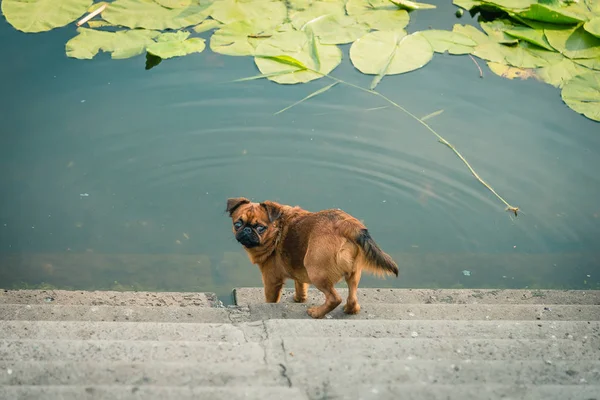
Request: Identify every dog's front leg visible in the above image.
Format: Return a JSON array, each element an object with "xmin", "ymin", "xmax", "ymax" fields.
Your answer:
[{"xmin": 261, "ymin": 272, "xmax": 285, "ymax": 303}]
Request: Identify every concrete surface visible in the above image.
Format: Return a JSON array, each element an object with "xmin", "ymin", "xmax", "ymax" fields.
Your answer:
[
  {"xmin": 234, "ymin": 287, "xmax": 600, "ymax": 306},
  {"xmin": 1, "ymin": 288, "xmax": 599, "ymax": 400}
]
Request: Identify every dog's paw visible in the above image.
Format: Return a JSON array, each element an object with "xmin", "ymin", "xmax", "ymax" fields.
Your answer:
[
  {"xmin": 343, "ymin": 302, "xmax": 361, "ymax": 315},
  {"xmin": 307, "ymin": 307, "xmax": 325, "ymax": 319},
  {"xmin": 293, "ymin": 295, "xmax": 307, "ymax": 303}
]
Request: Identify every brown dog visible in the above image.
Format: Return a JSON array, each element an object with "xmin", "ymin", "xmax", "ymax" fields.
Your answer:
[{"xmin": 226, "ymin": 197, "xmax": 398, "ymax": 318}]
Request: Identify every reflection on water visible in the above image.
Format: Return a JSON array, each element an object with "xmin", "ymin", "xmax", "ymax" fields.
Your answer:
[{"xmin": 0, "ymin": 3, "xmax": 599, "ymax": 305}]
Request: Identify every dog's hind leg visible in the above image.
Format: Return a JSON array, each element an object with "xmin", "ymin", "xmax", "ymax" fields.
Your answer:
[
  {"xmin": 343, "ymin": 268, "xmax": 362, "ymax": 314},
  {"xmin": 294, "ymin": 280, "xmax": 308, "ymax": 303}
]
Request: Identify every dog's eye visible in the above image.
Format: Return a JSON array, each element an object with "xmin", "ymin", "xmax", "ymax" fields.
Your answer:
[
  {"xmin": 256, "ymin": 225, "xmax": 266, "ymax": 234},
  {"xmin": 233, "ymin": 220, "xmax": 243, "ymax": 229}
]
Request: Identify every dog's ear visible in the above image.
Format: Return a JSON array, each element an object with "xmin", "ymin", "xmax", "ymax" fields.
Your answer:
[
  {"xmin": 226, "ymin": 197, "xmax": 250, "ymax": 216},
  {"xmin": 260, "ymin": 201, "xmax": 283, "ymax": 223}
]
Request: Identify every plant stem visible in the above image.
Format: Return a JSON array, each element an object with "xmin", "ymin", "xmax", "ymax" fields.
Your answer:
[{"xmin": 322, "ymin": 74, "xmax": 519, "ymax": 216}]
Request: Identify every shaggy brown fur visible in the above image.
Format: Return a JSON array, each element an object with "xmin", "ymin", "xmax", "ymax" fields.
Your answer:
[{"xmin": 226, "ymin": 197, "xmax": 398, "ymax": 318}]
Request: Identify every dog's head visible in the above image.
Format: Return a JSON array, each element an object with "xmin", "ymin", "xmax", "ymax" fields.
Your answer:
[{"xmin": 226, "ymin": 197, "xmax": 283, "ymax": 249}]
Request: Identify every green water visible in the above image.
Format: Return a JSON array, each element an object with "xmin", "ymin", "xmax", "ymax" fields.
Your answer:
[{"xmin": 1, "ymin": 2, "xmax": 599, "ymax": 304}]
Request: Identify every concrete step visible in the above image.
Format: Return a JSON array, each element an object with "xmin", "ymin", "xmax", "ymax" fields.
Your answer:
[
  {"xmin": 0, "ymin": 290, "xmax": 218, "ymax": 307},
  {"xmin": 266, "ymin": 337, "xmax": 598, "ymax": 362},
  {"xmin": 248, "ymin": 302, "xmax": 600, "ymax": 321},
  {"xmin": 284, "ymin": 359, "xmax": 600, "ymax": 386},
  {"xmin": 0, "ymin": 361, "xmax": 286, "ymax": 386},
  {"xmin": 0, "ymin": 304, "xmax": 245, "ymax": 323},
  {"xmin": 263, "ymin": 319, "xmax": 600, "ymax": 340},
  {"xmin": 311, "ymin": 384, "xmax": 600, "ymax": 400},
  {"xmin": 234, "ymin": 288, "xmax": 600, "ymax": 306},
  {"xmin": 0, "ymin": 340, "xmax": 265, "ymax": 363},
  {"xmin": 0, "ymin": 320, "xmax": 255, "ymax": 342},
  {"xmin": 0, "ymin": 386, "xmax": 308, "ymax": 400}
]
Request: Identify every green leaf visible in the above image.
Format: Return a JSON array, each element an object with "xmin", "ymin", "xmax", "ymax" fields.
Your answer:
[
  {"xmin": 480, "ymin": 0, "xmax": 535, "ymax": 10},
  {"xmin": 584, "ymin": 18, "xmax": 600, "ymax": 39},
  {"xmin": 419, "ymin": 29, "xmax": 476, "ymax": 54},
  {"xmin": 86, "ymin": 19, "xmax": 115, "ymax": 28},
  {"xmin": 390, "ymin": 0, "xmax": 436, "ymax": 11},
  {"xmin": 350, "ymin": 30, "xmax": 433, "ymax": 86},
  {"xmin": 275, "ymin": 82, "xmax": 339, "ymax": 114},
  {"xmin": 1, "ymin": 0, "xmax": 92, "ymax": 33},
  {"xmin": 545, "ymin": 26, "xmax": 600, "ymax": 60},
  {"xmin": 254, "ymin": 31, "xmax": 342, "ymax": 84},
  {"xmin": 518, "ymin": 3, "xmax": 587, "ymax": 25},
  {"xmin": 65, "ymin": 27, "xmax": 160, "ymax": 59},
  {"xmin": 153, "ymin": 0, "xmax": 192, "ymax": 9},
  {"xmin": 480, "ymin": 19, "xmax": 519, "ymax": 45},
  {"xmin": 504, "ymin": 26, "xmax": 554, "ymax": 51},
  {"xmin": 147, "ymin": 31, "xmax": 205, "ymax": 59},
  {"xmin": 346, "ymin": 0, "xmax": 410, "ymax": 31},
  {"xmin": 302, "ymin": 14, "xmax": 370, "ymax": 45},
  {"xmin": 102, "ymin": 0, "xmax": 211, "ymax": 30},
  {"xmin": 574, "ymin": 57, "xmax": 600, "ymax": 70},
  {"xmin": 210, "ymin": 19, "xmax": 279, "ymax": 56},
  {"xmin": 453, "ymin": 24, "xmax": 550, "ymax": 68},
  {"xmin": 211, "ymin": 0, "xmax": 287, "ymax": 25},
  {"xmin": 193, "ymin": 19, "xmax": 222, "ymax": 33},
  {"xmin": 534, "ymin": 57, "xmax": 590, "ymax": 87},
  {"xmin": 289, "ymin": 1, "xmax": 347, "ymax": 30},
  {"xmin": 561, "ymin": 72, "xmax": 600, "ymax": 122},
  {"xmin": 453, "ymin": 0, "xmax": 483, "ymax": 10}
]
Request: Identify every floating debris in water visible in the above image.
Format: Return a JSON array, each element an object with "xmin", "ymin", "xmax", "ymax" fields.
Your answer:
[
  {"xmin": 79, "ymin": 193, "xmax": 89, "ymax": 197},
  {"xmin": 462, "ymin": 270, "xmax": 471, "ymax": 276}
]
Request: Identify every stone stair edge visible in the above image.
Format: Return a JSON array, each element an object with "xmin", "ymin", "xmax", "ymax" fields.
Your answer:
[{"xmin": 234, "ymin": 287, "xmax": 600, "ymax": 306}]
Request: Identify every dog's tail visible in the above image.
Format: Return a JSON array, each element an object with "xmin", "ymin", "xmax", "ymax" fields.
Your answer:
[
  {"xmin": 337, "ymin": 217, "xmax": 398, "ymax": 277},
  {"xmin": 355, "ymin": 228, "xmax": 398, "ymax": 277}
]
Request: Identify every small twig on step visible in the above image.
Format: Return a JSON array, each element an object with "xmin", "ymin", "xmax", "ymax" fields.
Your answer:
[{"xmin": 468, "ymin": 55, "xmax": 483, "ymax": 78}]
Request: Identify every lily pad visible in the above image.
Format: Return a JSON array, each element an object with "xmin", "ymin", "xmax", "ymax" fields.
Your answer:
[
  {"xmin": 390, "ymin": 0, "xmax": 436, "ymax": 11},
  {"xmin": 504, "ymin": 26, "xmax": 554, "ymax": 51},
  {"xmin": 289, "ymin": 1, "xmax": 347, "ymax": 30},
  {"xmin": 1, "ymin": 0, "xmax": 92, "ymax": 33},
  {"xmin": 518, "ymin": 3, "xmax": 587, "ymax": 25},
  {"xmin": 534, "ymin": 57, "xmax": 590, "ymax": 88},
  {"xmin": 454, "ymin": 24, "xmax": 553, "ymax": 68},
  {"xmin": 193, "ymin": 19, "xmax": 222, "ymax": 33},
  {"xmin": 561, "ymin": 72, "xmax": 600, "ymax": 122},
  {"xmin": 211, "ymin": 0, "xmax": 287, "ymax": 25},
  {"xmin": 487, "ymin": 62, "xmax": 535, "ymax": 80},
  {"xmin": 66, "ymin": 27, "xmax": 159, "ymax": 59},
  {"xmin": 419, "ymin": 30, "xmax": 476, "ymax": 54},
  {"xmin": 254, "ymin": 30, "xmax": 343, "ymax": 84},
  {"xmin": 480, "ymin": 0, "xmax": 534, "ymax": 10},
  {"xmin": 153, "ymin": 0, "xmax": 192, "ymax": 8},
  {"xmin": 480, "ymin": 19, "xmax": 519, "ymax": 45},
  {"xmin": 102, "ymin": 0, "xmax": 211, "ymax": 30},
  {"xmin": 302, "ymin": 14, "xmax": 370, "ymax": 45},
  {"xmin": 346, "ymin": 0, "xmax": 410, "ymax": 31},
  {"xmin": 147, "ymin": 31, "xmax": 205, "ymax": 59},
  {"xmin": 575, "ymin": 57, "xmax": 600, "ymax": 70},
  {"xmin": 545, "ymin": 25, "xmax": 600, "ymax": 60},
  {"xmin": 350, "ymin": 30, "xmax": 433, "ymax": 87},
  {"xmin": 584, "ymin": 18, "xmax": 600, "ymax": 39},
  {"xmin": 210, "ymin": 19, "xmax": 278, "ymax": 56},
  {"xmin": 453, "ymin": 0, "xmax": 483, "ymax": 10}
]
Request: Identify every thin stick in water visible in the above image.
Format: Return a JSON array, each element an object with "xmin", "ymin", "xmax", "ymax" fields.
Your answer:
[
  {"xmin": 77, "ymin": 4, "xmax": 107, "ymax": 27},
  {"xmin": 468, "ymin": 55, "xmax": 483, "ymax": 78}
]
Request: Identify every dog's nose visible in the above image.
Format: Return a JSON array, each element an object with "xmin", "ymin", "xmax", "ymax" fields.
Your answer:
[{"xmin": 243, "ymin": 227, "xmax": 252, "ymax": 234}]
